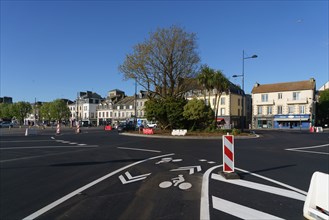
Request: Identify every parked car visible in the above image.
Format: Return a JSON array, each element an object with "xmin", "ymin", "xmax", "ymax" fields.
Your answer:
[
  {"xmin": 117, "ymin": 123, "xmax": 135, "ymax": 132},
  {"xmin": 0, "ymin": 121, "xmax": 13, "ymax": 128},
  {"xmin": 146, "ymin": 122, "xmax": 157, "ymax": 128}
]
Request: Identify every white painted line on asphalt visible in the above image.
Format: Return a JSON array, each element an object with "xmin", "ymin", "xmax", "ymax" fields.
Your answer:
[
  {"xmin": 0, "ymin": 145, "xmax": 98, "ymax": 150},
  {"xmin": 285, "ymin": 144, "xmax": 329, "ymax": 155},
  {"xmin": 22, "ymin": 153, "xmax": 174, "ymax": 220},
  {"xmin": 117, "ymin": 147, "xmax": 161, "ymax": 153},
  {"xmin": 212, "ymin": 196, "xmax": 284, "ymax": 220},
  {"xmin": 200, "ymin": 165, "xmax": 222, "ymax": 220},
  {"xmin": 0, "ymin": 140, "xmax": 54, "ymax": 143},
  {"xmin": 235, "ymin": 167, "xmax": 308, "ymax": 196},
  {"xmin": 211, "ymin": 173, "xmax": 306, "ymax": 201},
  {"xmin": 200, "ymin": 165, "xmax": 307, "ymax": 220}
]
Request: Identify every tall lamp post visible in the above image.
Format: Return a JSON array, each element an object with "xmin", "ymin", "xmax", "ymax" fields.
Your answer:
[{"xmin": 233, "ymin": 50, "xmax": 258, "ymax": 130}]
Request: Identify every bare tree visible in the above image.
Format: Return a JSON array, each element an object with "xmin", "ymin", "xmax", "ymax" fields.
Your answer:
[{"xmin": 119, "ymin": 25, "xmax": 200, "ymax": 99}]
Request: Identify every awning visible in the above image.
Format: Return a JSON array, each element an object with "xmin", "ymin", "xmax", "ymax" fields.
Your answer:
[{"xmin": 274, "ymin": 118, "xmax": 309, "ymax": 121}]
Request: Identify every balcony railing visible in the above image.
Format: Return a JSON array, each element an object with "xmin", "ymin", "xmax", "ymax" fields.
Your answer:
[
  {"xmin": 286, "ymin": 98, "xmax": 308, "ymax": 104},
  {"xmin": 254, "ymin": 99, "xmax": 274, "ymax": 105}
]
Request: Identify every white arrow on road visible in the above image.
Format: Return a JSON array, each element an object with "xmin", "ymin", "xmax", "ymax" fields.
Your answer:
[
  {"xmin": 170, "ymin": 166, "xmax": 201, "ymax": 175},
  {"xmin": 119, "ymin": 171, "xmax": 151, "ymax": 184}
]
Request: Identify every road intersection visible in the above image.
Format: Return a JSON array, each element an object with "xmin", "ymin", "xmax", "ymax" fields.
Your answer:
[{"xmin": 0, "ymin": 128, "xmax": 328, "ymax": 219}]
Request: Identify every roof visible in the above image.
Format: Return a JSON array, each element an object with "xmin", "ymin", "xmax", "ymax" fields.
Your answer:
[{"xmin": 251, "ymin": 79, "xmax": 315, "ymax": 94}]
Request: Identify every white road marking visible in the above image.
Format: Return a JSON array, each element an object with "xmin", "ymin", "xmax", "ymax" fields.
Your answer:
[
  {"xmin": 117, "ymin": 147, "xmax": 161, "ymax": 153},
  {"xmin": 170, "ymin": 165, "xmax": 201, "ymax": 175},
  {"xmin": 212, "ymin": 196, "xmax": 284, "ymax": 220},
  {"xmin": 119, "ymin": 171, "xmax": 151, "ymax": 184},
  {"xmin": 235, "ymin": 167, "xmax": 308, "ymax": 195},
  {"xmin": 0, "ymin": 140, "xmax": 53, "ymax": 143},
  {"xmin": 22, "ymin": 153, "xmax": 174, "ymax": 220},
  {"xmin": 285, "ymin": 144, "xmax": 329, "ymax": 155},
  {"xmin": 200, "ymin": 165, "xmax": 306, "ymax": 220},
  {"xmin": 200, "ymin": 165, "xmax": 222, "ymax": 220},
  {"xmin": 211, "ymin": 173, "xmax": 306, "ymax": 201},
  {"xmin": 0, "ymin": 145, "xmax": 98, "ymax": 150}
]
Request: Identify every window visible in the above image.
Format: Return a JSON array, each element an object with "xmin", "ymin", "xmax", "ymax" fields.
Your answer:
[
  {"xmin": 288, "ymin": 105, "xmax": 294, "ymax": 114},
  {"xmin": 267, "ymin": 106, "xmax": 272, "ymax": 115},
  {"xmin": 238, "ymin": 109, "xmax": 240, "ymax": 116},
  {"xmin": 299, "ymin": 105, "xmax": 305, "ymax": 114},
  {"xmin": 106, "ymin": 112, "xmax": 108, "ymax": 118},
  {"xmin": 293, "ymin": 92, "xmax": 300, "ymax": 100},
  {"xmin": 110, "ymin": 112, "xmax": 112, "ymax": 117},
  {"xmin": 238, "ymin": 99, "xmax": 240, "ymax": 106},
  {"xmin": 91, "ymin": 113, "xmax": 94, "ymax": 118},
  {"xmin": 261, "ymin": 94, "xmax": 268, "ymax": 102},
  {"xmin": 220, "ymin": 108, "xmax": 225, "ymax": 115},
  {"xmin": 221, "ymin": 97, "xmax": 225, "ymax": 105},
  {"xmin": 99, "ymin": 112, "xmax": 101, "ymax": 117},
  {"xmin": 129, "ymin": 105, "xmax": 133, "ymax": 109},
  {"xmin": 258, "ymin": 106, "xmax": 262, "ymax": 115},
  {"xmin": 117, "ymin": 106, "xmax": 120, "ymax": 110},
  {"xmin": 277, "ymin": 106, "xmax": 283, "ymax": 114},
  {"xmin": 278, "ymin": 93, "xmax": 282, "ymax": 99},
  {"xmin": 102, "ymin": 112, "xmax": 104, "ymax": 117},
  {"xmin": 84, "ymin": 106, "xmax": 87, "ymax": 111},
  {"xmin": 212, "ymin": 98, "xmax": 215, "ymax": 105}
]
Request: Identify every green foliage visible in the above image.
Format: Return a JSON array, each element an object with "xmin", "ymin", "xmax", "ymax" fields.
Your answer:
[
  {"xmin": 50, "ymin": 99, "xmax": 71, "ymax": 122},
  {"xmin": 40, "ymin": 102, "xmax": 52, "ymax": 122},
  {"xmin": 11, "ymin": 102, "xmax": 32, "ymax": 125},
  {"xmin": 0, "ymin": 103, "xmax": 14, "ymax": 120},
  {"xmin": 145, "ymin": 97, "xmax": 187, "ymax": 129},
  {"xmin": 232, "ymin": 128, "xmax": 241, "ymax": 136},
  {"xmin": 317, "ymin": 90, "xmax": 329, "ymax": 126},
  {"xmin": 183, "ymin": 98, "xmax": 215, "ymax": 130}
]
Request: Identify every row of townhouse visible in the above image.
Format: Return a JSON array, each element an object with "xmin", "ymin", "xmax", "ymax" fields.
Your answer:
[
  {"xmin": 67, "ymin": 78, "xmax": 319, "ymax": 130},
  {"xmin": 251, "ymin": 78, "xmax": 316, "ymax": 129},
  {"xmin": 68, "ymin": 89, "xmax": 148, "ymax": 127}
]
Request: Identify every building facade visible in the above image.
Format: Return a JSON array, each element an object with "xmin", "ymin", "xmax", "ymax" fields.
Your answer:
[
  {"xmin": 251, "ymin": 78, "xmax": 316, "ymax": 129},
  {"xmin": 96, "ymin": 90, "xmax": 148, "ymax": 127},
  {"xmin": 68, "ymin": 91, "xmax": 103, "ymax": 126},
  {"xmin": 185, "ymin": 82, "xmax": 250, "ymax": 129}
]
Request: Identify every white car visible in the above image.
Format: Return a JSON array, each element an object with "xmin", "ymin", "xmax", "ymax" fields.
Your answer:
[{"xmin": 147, "ymin": 123, "xmax": 157, "ymax": 128}]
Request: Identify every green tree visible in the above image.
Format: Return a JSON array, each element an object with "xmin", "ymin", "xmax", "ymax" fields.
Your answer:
[
  {"xmin": 119, "ymin": 25, "xmax": 200, "ymax": 99},
  {"xmin": 40, "ymin": 102, "xmax": 52, "ymax": 123},
  {"xmin": 183, "ymin": 98, "xmax": 214, "ymax": 130},
  {"xmin": 212, "ymin": 70, "xmax": 229, "ymax": 121},
  {"xmin": 0, "ymin": 103, "xmax": 14, "ymax": 120},
  {"xmin": 317, "ymin": 90, "xmax": 329, "ymax": 126},
  {"xmin": 145, "ymin": 97, "xmax": 187, "ymax": 129},
  {"xmin": 197, "ymin": 66, "xmax": 229, "ymax": 122},
  {"xmin": 11, "ymin": 102, "xmax": 32, "ymax": 125},
  {"xmin": 197, "ymin": 65, "xmax": 215, "ymax": 105},
  {"xmin": 49, "ymin": 99, "xmax": 70, "ymax": 123}
]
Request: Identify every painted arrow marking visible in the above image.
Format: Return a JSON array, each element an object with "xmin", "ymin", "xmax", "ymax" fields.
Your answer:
[
  {"xmin": 119, "ymin": 171, "xmax": 151, "ymax": 184},
  {"xmin": 170, "ymin": 166, "xmax": 201, "ymax": 175}
]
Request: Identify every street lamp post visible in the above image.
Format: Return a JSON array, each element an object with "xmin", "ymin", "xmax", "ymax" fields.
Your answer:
[{"xmin": 233, "ymin": 50, "xmax": 258, "ymax": 130}]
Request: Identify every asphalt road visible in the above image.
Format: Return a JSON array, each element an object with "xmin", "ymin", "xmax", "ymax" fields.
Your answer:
[{"xmin": 0, "ymin": 127, "xmax": 328, "ymax": 220}]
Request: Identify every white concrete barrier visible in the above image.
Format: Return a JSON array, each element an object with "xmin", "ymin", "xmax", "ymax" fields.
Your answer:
[
  {"xmin": 171, "ymin": 129, "xmax": 187, "ymax": 136},
  {"xmin": 25, "ymin": 128, "xmax": 38, "ymax": 136},
  {"xmin": 303, "ymin": 171, "xmax": 329, "ymax": 220}
]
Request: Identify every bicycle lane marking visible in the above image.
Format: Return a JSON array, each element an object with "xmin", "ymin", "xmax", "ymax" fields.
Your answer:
[{"xmin": 22, "ymin": 153, "xmax": 174, "ymax": 220}]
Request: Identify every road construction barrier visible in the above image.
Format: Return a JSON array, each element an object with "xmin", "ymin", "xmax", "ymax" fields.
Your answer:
[
  {"xmin": 25, "ymin": 128, "xmax": 38, "ymax": 136},
  {"xmin": 222, "ymin": 135, "xmax": 234, "ymax": 173},
  {"xmin": 303, "ymin": 171, "xmax": 329, "ymax": 220},
  {"xmin": 143, "ymin": 128, "xmax": 154, "ymax": 135},
  {"xmin": 310, "ymin": 126, "xmax": 315, "ymax": 133},
  {"xmin": 104, "ymin": 125, "xmax": 112, "ymax": 131},
  {"xmin": 76, "ymin": 124, "xmax": 81, "ymax": 134},
  {"xmin": 171, "ymin": 129, "xmax": 187, "ymax": 136},
  {"xmin": 315, "ymin": 127, "xmax": 323, "ymax": 133},
  {"xmin": 56, "ymin": 124, "xmax": 61, "ymax": 135}
]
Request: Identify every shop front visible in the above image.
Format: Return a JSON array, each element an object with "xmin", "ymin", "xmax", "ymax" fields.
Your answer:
[
  {"xmin": 255, "ymin": 117, "xmax": 274, "ymax": 129},
  {"xmin": 273, "ymin": 114, "xmax": 310, "ymax": 129}
]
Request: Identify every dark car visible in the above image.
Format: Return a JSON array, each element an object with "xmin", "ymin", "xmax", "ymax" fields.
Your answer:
[
  {"xmin": 0, "ymin": 121, "xmax": 13, "ymax": 128},
  {"xmin": 117, "ymin": 123, "xmax": 135, "ymax": 132}
]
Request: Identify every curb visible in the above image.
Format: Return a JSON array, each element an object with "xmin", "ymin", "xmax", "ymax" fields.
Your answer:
[{"xmin": 119, "ymin": 132, "xmax": 260, "ymax": 140}]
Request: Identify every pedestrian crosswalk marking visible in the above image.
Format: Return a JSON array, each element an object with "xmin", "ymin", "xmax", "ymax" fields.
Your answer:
[
  {"xmin": 212, "ymin": 196, "xmax": 284, "ymax": 220},
  {"xmin": 211, "ymin": 173, "xmax": 306, "ymax": 201}
]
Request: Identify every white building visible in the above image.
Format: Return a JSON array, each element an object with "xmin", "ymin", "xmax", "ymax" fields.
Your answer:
[
  {"xmin": 251, "ymin": 78, "xmax": 316, "ymax": 129},
  {"xmin": 68, "ymin": 91, "xmax": 103, "ymax": 126}
]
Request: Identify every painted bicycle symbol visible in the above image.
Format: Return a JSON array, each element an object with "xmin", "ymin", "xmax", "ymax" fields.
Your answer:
[{"xmin": 159, "ymin": 175, "xmax": 192, "ymax": 190}]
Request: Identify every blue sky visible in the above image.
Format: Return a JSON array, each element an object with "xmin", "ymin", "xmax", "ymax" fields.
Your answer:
[{"xmin": 1, "ymin": 0, "xmax": 328, "ymax": 103}]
